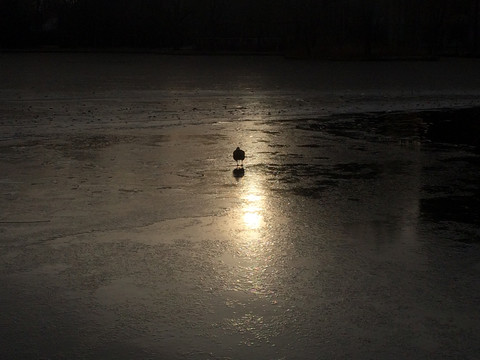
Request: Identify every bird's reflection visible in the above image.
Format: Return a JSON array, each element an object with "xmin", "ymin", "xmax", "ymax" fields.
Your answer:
[{"xmin": 233, "ymin": 167, "xmax": 245, "ymax": 179}]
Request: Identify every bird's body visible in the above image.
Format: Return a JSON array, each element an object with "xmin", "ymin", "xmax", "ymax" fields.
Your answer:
[{"xmin": 233, "ymin": 147, "xmax": 245, "ymax": 166}]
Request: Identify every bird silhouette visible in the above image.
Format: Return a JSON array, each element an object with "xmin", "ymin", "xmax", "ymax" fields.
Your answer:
[{"xmin": 233, "ymin": 147, "xmax": 245, "ymax": 167}]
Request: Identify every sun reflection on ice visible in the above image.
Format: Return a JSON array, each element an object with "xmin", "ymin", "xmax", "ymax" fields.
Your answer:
[
  {"xmin": 242, "ymin": 189, "xmax": 264, "ymax": 230},
  {"xmin": 222, "ymin": 178, "xmax": 283, "ymax": 345},
  {"xmin": 234, "ymin": 182, "xmax": 271, "ymax": 294},
  {"xmin": 243, "ymin": 203, "xmax": 263, "ymax": 230}
]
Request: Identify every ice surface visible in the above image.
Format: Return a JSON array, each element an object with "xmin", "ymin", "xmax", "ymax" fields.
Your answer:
[{"xmin": 1, "ymin": 53, "xmax": 480, "ymax": 359}]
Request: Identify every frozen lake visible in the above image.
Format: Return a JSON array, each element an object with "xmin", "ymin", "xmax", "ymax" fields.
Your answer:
[{"xmin": 1, "ymin": 53, "xmax": 480, "ymax": 359}]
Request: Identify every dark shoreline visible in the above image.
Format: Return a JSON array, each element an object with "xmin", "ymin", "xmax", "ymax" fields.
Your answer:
[{"xmin": 0, "ymin": 47, "xmax": 445, "ymax": 61}]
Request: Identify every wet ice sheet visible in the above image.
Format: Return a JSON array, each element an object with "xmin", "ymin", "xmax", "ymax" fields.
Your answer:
[{"xmin": 1, "ymin": 54, "xmax": 480, "ymax": 359}]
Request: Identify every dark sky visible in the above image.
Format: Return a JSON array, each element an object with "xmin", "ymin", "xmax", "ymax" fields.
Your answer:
[{"xmin": 1, "ymin": 0, "xmax": 479, "ymax": 58}]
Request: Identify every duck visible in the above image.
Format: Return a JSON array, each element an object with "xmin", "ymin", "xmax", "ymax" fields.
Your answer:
[{"xmin": 233, "ymin": 147, "xmax": 245, "ymax": 166}]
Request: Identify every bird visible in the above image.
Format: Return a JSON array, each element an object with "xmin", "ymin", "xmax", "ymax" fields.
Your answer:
[{"xmin": 233, "ymin": 147, "xmax": 245, "ymax": 167}]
